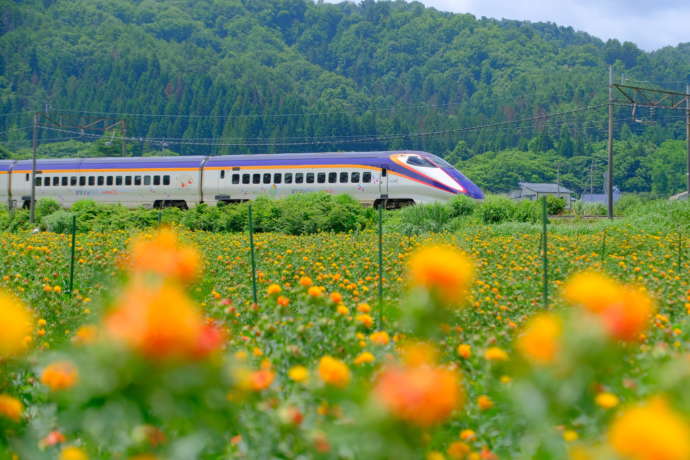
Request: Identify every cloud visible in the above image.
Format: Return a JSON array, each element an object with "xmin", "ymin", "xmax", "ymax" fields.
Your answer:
[{"xmin": 419, "ymin": 0, "xmax": 689, "ymax": 50}]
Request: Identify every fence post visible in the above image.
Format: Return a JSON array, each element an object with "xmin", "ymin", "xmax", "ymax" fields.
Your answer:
[
  {"xmin": 157, "ymin": 208, "xmax": 162, "ymax": 227},
  {"xmin": 67, "ymin": 214, "xmax": 77, "ymax": 296},
  {"xmin": 248, "ymin": 205, "xmax": 258, "ymax": 305},
  {"xmin": 601, "ymin": 229, "xmax": 607, "ymax": 265},
  {"xmin": 678, "ymin": 230, "xmax": 683, "ymax": 269},
  {"xmin": 541, "ymin": 197, "xmax": 548, "ymax": 309},
  {"xmin": 377, "ymin": 204, "xmax": 383, "ymax": 325}
]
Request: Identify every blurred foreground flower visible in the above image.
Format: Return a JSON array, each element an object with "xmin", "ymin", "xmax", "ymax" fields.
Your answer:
[
  {"xmin": 106, "ymin": 282, "xmax": 223, "ymax": 361},
  {"xmin": 516, "ymin": 313, "xmax": 562, "ymax": 365},
  {"xmin": 0, "ymin": 291, "xmax": 33, "ymax": 358},
  {"xmin": 407, "ymin": 245, "xmax": 474, "ymax": 305},
  {"xmin": 318, "ymin": 356, "xmax": 350, "ymax": 388},
  {"xmin": 563, "ymin": 272, "xmax": 655, "ymax": 342},
  {"xmin": 128, "ymin": 227, "xmax": 201, "ymax": 284},
  {"xmin": 608, "ymin": 397, "xmax": 690, "ymax": 460},
  {"xmin": 374, "ymin": 343, "xmax": 463, "ymax": 427},
  {"xmin": 0, "ymin": 394, "xmax": 23, "ymax": 422}
]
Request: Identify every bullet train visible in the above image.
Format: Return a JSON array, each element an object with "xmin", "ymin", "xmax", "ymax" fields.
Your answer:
[{"xmin": 0, "ymin": 151, "xmax": 483, "ymax": 210}]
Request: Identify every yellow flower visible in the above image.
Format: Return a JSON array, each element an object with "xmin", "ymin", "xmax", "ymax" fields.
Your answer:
[
  {"xmin": 41, "ymin": 361, "xmax": 79, "ymax": 391},
  {"xmin": 0, "ymin": 394, "xmax": 23, "ymax": 422},
  {"xmin": 336, "ymin": 305, "xmax": 349, "ymax": 315},
  {"xmin": 0, "ymin": 291, "xmax": 33, "ymax": 358},
  {"xmin": 562, "ymin": 271, "xmax": 622, "ymax": 313},
  {"xmin": 457, "ymin": 344, "xmax": 471, "ymax": 359},
  {"xmin": 563, "ymin": 430, "xmax": 579, "ymax": 442},
  {"xmin": 400, "ymin": 341, "xmax": 439, "ymax": 367},
  {"xmin": 484, "ymin": 347, "xmax": 508, "ymax": 362},
  {"xmin": 608, "ymin": 397, "xmax": 690, "ymax": 460},
  {"xmin": 369, "ymin": 331, "xmax": 390, "ymax": 345},
  {"xmin": 318, "ymin": 356, "xmax": 350, "ymax": 388},
  {"xmin": 354, "ymin": 351, "xmax": 375, "ymax": 365},
  {"xmin": 408, "ymin": 245, "xmax": 474, "ymax": 305},
  {"xmin": 460, "ymin": 429, "xmax": 476, "ymax": 441},
  {"xmin": 596, "ymin": 392, "xmax": 620, "ymax": 409},
  {"xmin": 516, "ymin": 313, "xmax": 561, "ymax": 365},
  {"xmin": 59, "ymin": 446, "xmax": 88, "ymax": 460},
  {"xmin": 267, "ymin": 284, "xmax": 281, "ymax": 295},
  {"xmin": 288, "ymin": 365, "xmax": 309, "ymax": 383},
  {"xmin": 357, "ymin": 303, "xmax": 371, "ymax": 313},
  {"xmin": 477, "ymin": 395, "xmax": 493, "ymax": 410},
  {"xmin": 427, "ymin": 451, "xmax": 446, "ymax": 460}
]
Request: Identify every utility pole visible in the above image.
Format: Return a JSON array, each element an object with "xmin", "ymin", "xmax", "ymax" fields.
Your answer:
[
  {"xmin": 687, "ymin": 83, "xmax": 689, "ymax": 197},
  {"xmin": 30, "ymin": 112, "xmax": 38, "ymax": 224},
  {"xmin": 607, "ymin": 65, "xmax": 614, "ymax": 219}
]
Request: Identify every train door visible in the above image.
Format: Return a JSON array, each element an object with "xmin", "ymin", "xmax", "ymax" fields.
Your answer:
[{"xmin": 378, "ymin": 167, "xmax": 388, "ymax": 206}]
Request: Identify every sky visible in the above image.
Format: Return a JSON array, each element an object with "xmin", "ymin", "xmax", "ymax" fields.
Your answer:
[{"xmin": 338, "ymin": 0, "xmax": 690, "ymax": 51}]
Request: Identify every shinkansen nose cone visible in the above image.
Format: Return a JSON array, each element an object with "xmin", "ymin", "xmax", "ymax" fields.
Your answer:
[{"xmin": 444, "ymin": 167, "xmax": 484, "ymax": 200}]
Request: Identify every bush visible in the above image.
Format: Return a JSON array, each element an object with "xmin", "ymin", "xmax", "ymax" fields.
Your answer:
[
  {"xmin": 387, "ymin": 203, "xmax": 452, "ymax": 235},
  {"xmin": 512, "ymin": 200, "xmax": 540, "ymax": 223},
  {"xmin": 42, "ymin": 210, "xmax": 75, "ymax": 233},
  {"xmin": 36, "ymin": 198, "xmax": 61, "ymax": 220},
  {"xmin": 545, "ymin": 196, "xmax": 566, "ymax": 215},
  {"xmin": 448, "ymin": 195, "xmax": 477, "ymax": 218},
  {"xmin": 476, "ymin": 195, "xmax": 515, "ymax": 224}
]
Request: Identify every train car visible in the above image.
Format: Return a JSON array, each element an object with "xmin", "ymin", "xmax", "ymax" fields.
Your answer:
[
  {"xmin": 0, "ymin": 160, "xmax": 14, "ymax": 209},
  {"xmin": 3, "ymin": 151, "xmax": 483, "ymax": 210}
]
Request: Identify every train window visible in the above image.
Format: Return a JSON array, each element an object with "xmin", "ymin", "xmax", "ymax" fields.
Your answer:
[
  {"xmin": 263, "ymin": 173, "xmax": 271, "ymax": 184},
  {"xmin": 97, "ymin": 176, "xmax": 104, "ymax": 186},
  {"xmin": 295, "ymin": 173, "xmax": 303, "ymax": 184},
  {"xmin": 35, "ymin": 177, "xmax": 42, "ymax": 186},
  {"xmin": 274, "ymin": 173, "xmax": 282, "ymax": 184},
  {"xmin": 153, "ymin": 176, "xmax": 160, "ymax": 186},
  {"xmin": 306, "ymin": 173, "xmax": 314, "ymax": 184},
  {"xmin": 144, "ymin": 176, "xmax": 151, "ymax": 186},
  {"xmin": 134, "ymin": 176, "xmax": 142, "ymax": 186},
  {"xmin": 406, "ymin": 155, "xmax": 436, "ymax": 167},
  {"xmin": 107, "ymin": 176, "xmax": 113, "ymax": 186},
  {"xmin": 317, "ymin": 172, "xmax": 326, "ymax": 184},
  {"xmin": 26, "ymin": 174, "xmax": 29, "ymax": 182},
  {"xmin": 284, "ymin": 173, "xmax": 293, "ymax": 184},
  {"xmin": 53, "ymin": 177, "xmax": 60, "ymax": 186},
  {"xmin": 88, "ymin": 176, "xmax": 95, "ymax": 186},
  {"xmin": 232, "ymin": 174, "xmax": 240, "ymax": 185},
  {"xmin": 44, "ymin": 177, "xmax": 51, "ymax": 187},
  {"xmin": 351, "ymin": 172, "xmax": 360, "ymax": 183},
  {"xmin": 163, "ymin": 176, "xmax": 170, "ymax": 186},
  {"xmin": 125, "ymin": 176, "xmax": 132, "ymax": 186},
  {"xmin": 363, "ymin": 172, "xmax": 372, "ymax": 183},
  {"xmin": 116, "ymin": 176, "xmax": 122, "ymax": 186},
  {"xmin": 61, "ymin": 177, "xmax": 68, "ymax": 186},
  {"xmin": 339, "ymin": 172, "xmax": 349, "ymax": 183},
  {"xmin": 70, "ymin": 177, "xmax": 77, "ymax": 186},
  {"xmin": 220, "ymin": 170, "xmax": 225, "ymax": 179},
  {"xmin": 79, "ymin": 177, "xmax": 86, "ymax": 186},
  {"xmin": 242, "ymin": 174, "xmax": 250, "ymax": 184},
  {"xmin": 252, "ymin": 174, "xmax": 260, "ymax": 184},
  {"xmin": 328, "ymin": 172, "xmax": 337, "ymax": 183}
]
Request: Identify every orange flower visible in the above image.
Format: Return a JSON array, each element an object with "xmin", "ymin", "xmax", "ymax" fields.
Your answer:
[
  {"xmin": 277, "ymin": 295, "xmax": 290, "ymax": 307},
  {"xmin": 249, "ymin": 369, "xmax": 275, "ymax": 391},
  {"xmin": 72, "ymin": 325, "xmax": 98, "ymax": 345},
  {"xmin": 477, "ymin": 395, "xmax": 493, "ymax": 410},
  {"xmin": 267, "ymin": 284, "xmax": 281, "ymax": 295},
  {"xmin": 0, "ymin": 291, "xmax": 33, "ymax": 358},
  {"xmin": 447, "ymin": 441, "xmax": 470, "ymax": 459},
  {"xmin": 299, "ymin": 276, "xmax": 313, "ymax": 287},
  {"xmin": 608, "ymin": 397, "xmax": 690, "ymax": 460},
  {"xmin": 128, "ymin": 228, "xmax": 200, "ymax": 283},
  {"xmin": 600, "ymin": 287, "xmax": 655, "ymax": 342},
  {"xmin": 330, "ymin": 292, "xmax": 343, "ymax": 304},
  {"xmin": 370, "ymin": 331, "xmax": 390, "ymax": 345},
  {"xmin": 374, "ymin": 363, "xmax": 463, "ymax": 427},
  {"xmin": 105, "ymin": 282, "xmax": 210, "ymax": 361},
  {"xmin": 400, "ymin": 342, "xmax": 439, "ymax": 366},
  {"xmin": 41, "ymin": 361, "xmax": 78, "ymax": 391},
  {"xmin": 408, "ymin": 245, "xmax": 474, "ymax": 305},
  {"xmin": 356, "ymin": 314, "xmax": 374, "ymax": 328},
  {"xmin": 318, "ymin": 356, "xmax": 350, "ymax": 387},
  {"xmin": 457, "ymin": 344, "xmax": 472, "ymax": 359},
  {"xmin": 308, "ymin": 286, "xmax": 323, "ymax": 298},
  {"xmin": 0, "ymin": 394, "xmax": 23, "ymax": 422},
  {"xmin": 516, "ymin": 313, "xmax": 562, "ymax": 365},
  {"xmin": 357, "ymin": 303, "xmax": 371, "ymax": 313}
]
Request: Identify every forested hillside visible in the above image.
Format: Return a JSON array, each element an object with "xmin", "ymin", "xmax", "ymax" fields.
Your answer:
[{"xmin": 1, "ymin": 0, "xmax": 689, "ymax": 195}]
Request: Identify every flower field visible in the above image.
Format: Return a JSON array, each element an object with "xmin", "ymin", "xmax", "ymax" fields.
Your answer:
[{"xmin": 0, "ymin": 223, "xmax": 688, "ymax": 459}]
